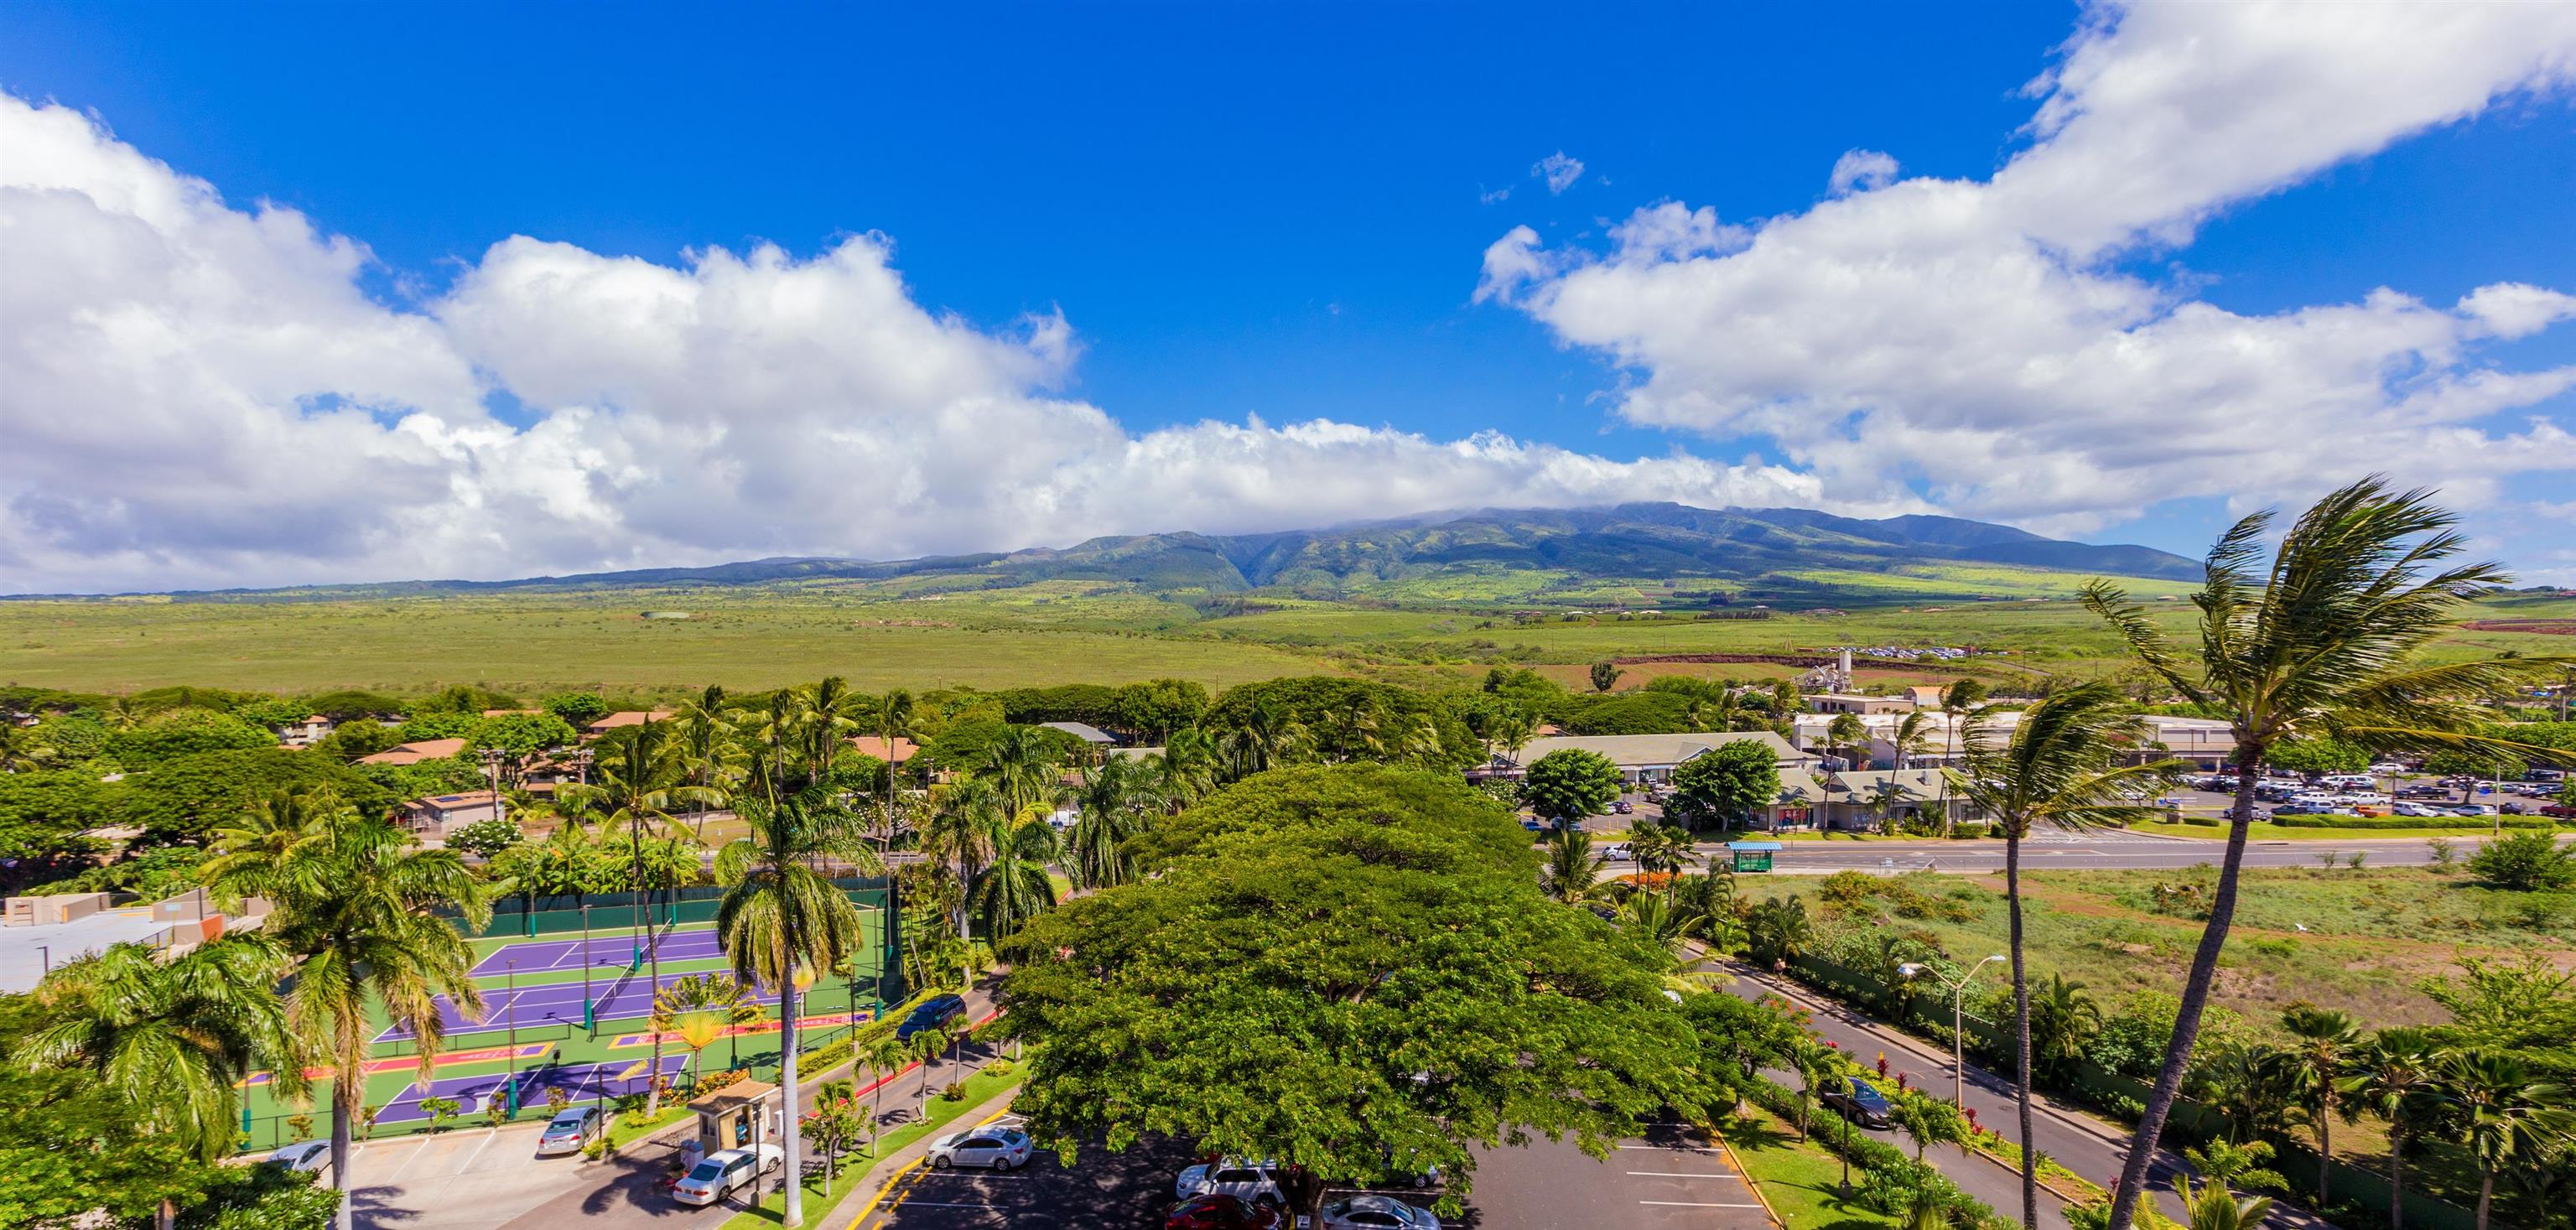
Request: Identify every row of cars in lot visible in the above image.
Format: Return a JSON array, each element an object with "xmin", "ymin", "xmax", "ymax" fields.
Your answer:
[
  {"xmin": 1161, "ymin": 1158, "xmax": 1442, "ymax": 1229},
  {"xmin": 2201, "ymin": 769, "xmax": 2571, "ymax": 820}
]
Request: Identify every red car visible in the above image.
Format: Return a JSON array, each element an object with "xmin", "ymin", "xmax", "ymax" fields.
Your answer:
[
  {"xmin": 1168, "ymin": 1194, "xmax": 1285, "ymax": 1230},
  {"xmin": 2541, "ymin": 802, "xmax": 2574, "ymax": 819}
]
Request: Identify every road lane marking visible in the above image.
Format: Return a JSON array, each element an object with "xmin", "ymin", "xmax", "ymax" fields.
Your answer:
[
  {"xmin": 1639, "ymin": 1200, "xmax": 1764, "ymax": 1207},
  {"xmin": 1627, "ymin": 1170, "xmax": 1748, "ymax": 1179}
]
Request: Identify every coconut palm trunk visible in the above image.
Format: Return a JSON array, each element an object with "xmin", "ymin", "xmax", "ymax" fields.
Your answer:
[
  {"xmin": 778, "ymin": 973, "xmax": 802, "ymax": 1220},
  {"xmin": 2008, "ymin": 833, "xmax": 2038, "ymax": 1230},
  {"xmin": 2106, "ymin": 761, "xmax": 2261, "ymax": 1230}
]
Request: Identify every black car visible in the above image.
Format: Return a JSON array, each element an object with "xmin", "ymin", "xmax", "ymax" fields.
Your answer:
[
  {"xmin": 896, "ymin": 993, "xmax": 969, "ymax": 1042},
  {"xmin": 1820, "ymin": 1077, "xmax": 1893, "ymax": 1128}
]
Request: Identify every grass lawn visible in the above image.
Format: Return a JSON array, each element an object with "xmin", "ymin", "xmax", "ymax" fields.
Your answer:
[
  {"xmin": 1716, "ymin": 1106, "xmax": 1898, "ymax": 1230},
  {"xmin": 720, "ymin": 1062, "xmax": 1025, "ymax": 1228},
  {"xmin": 1748, "ymin": 865, "xmax": 2576, "ymax": 1030}
]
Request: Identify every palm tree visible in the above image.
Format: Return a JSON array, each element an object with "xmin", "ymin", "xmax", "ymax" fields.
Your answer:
[
  {"xmin": 2197, "ymin": 1041, "xmax": 2296, "ymax": 1144},
  {"xmin": 204, "ymin": 791, "xmax": 489, "ymax": 1230},
  {"xmin": 1219, "ymin": 702, "xmax": 1306, "ymax": 781},
  {"xmin": 924, "ymin": 776, "xmax": 1005, "ymax": 989},
  {"xmin": 1826, "ymin": 713, "xmax": 1869, "ymax": 771},
  {"xmin": 674, "ymin": 684, "xmax": 744, "ymax": 840},
  {"xmin": 1892, "ymin": 1094, "xmax": 1967, "ymax": 1163},
  {"xmin": 2185, "ymin": 1139, "xmax": 2290, "ymax": 1195},
  {"xmin": 979, "ymin": 724, "xmax": 1063, "ymax": 823},
  {"xmin": 1792, "ymin": 1039, "xmax": 1841, "ymax": 1141},
  {"xmin": 0, "ymin": 722, "xmax": 56, "ymax": 772},
  {"xmin": 2027, "ymin": 974, "xmax": 2101, "ymax": 1080},
  {"xmin": 22, "ymin": 937, "xmax": 304, "ymax": 1228},
  {"xmin": 562, "ymin": 719, "xmax": 722, "ymax": 1115},
  {"xmin": 2085, "ymin": 478, "xmax": 2560, "ymax": 1230},
  {"xmin": 1154, "ymin": 728, "xmax": 1222, "ymax": 810},
  {"xmin": 855, "ymin": 1031, "xmax": 909, "ymax": 1153},
  {"xmin": 863, "ymin": 688, "xmax": 916, "ymax": 854},
  {"xmin": 650, "ymin": 973, "xmax": 762, "ymax": 1092},
  {"xmin": 1955, "ymin": 682, "xmax": 2175, "ymax": 1230},
  {"xmin": 2277, "ymin": 1004, "xmax": 2363, "ymax": 1206},
  {"xmin": 1540, "ymin": 827, "xmax": 1612, "ymax": 905},
  {"xmin": 1486, "ymin": 703, "xmax": 1540, "ymax": 766},
  {"xmin": 2445, "ymin": 1049, "xmax": 2573, "ymax": 1230},
  {"xmin": 973, "ymin": 813, "xmax": 1061, "ymax": 941},
  {"xmin": 713, "ymin": 790, "xmax": 878, "ymax": 1229},
  {"xmin": 2349, "ymin": 1028, "xmax": 2451, "ymax": 1230},
  {"xmin": 1626, "ymin": 822, "xmax": 1700, "ymax": 900},
  {"xmin": 1934, "ymin": 678, "xmax": 1988, "ymax": 837},
  {"xmin": 2178, "ymin": 1171, "xmax": 2277, "ymax": 1230},
  {"xmin": 1891, "ymin": 710, "xmax": 1932, "ymax": 771},
  {"xmin": 1746, "ymin": 895, "xmax": 1812, "ymax": 968},
  {"xmin": 1067, "ymin": 755, "xmax": 1158, "ymax": 890}
]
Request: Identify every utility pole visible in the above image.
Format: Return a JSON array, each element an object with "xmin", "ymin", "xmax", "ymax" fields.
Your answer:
[{"xmin": 505, "ymin": 959, "xmax": 520, "ymax": 1116}]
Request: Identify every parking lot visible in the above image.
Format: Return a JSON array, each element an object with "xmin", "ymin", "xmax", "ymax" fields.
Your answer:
[{"xmin": 865, "ymin": 1118, "xmax": 1766, "ymax": 1230}]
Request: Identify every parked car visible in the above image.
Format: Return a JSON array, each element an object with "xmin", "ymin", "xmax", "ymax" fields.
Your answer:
[
  {"xmin": 927, "ymin": 1126, "xmax": 1034, "ymax": 1171},
  {"xmin": 1613, "ymin": 800, "xmax": 1635, "ymax": 815},
  {"xmin": 1317, "ymin": 1193, "xmax": 1443, "ymax": 1229},
  {"xmin": 1820, "ymin": 1077, "xmax": 1893, "ymax": 1128},
  {"xmin": 1167, "ymin": 1195, "xmax": 1285, "ymax": 1230},
  {"xmin": 1176, "ymin": 1159, "xmax": 1285, "ymax": 1207},
  {"xmin": 1602, "ymin": 843, "xmax": 1634, "ymax": 862},
  {"xmin": 2540, "ymin": 803, "xmax": 2574, "ymax": 819},
  {"xmin": 2500, "ymin": 803, "xmax": 2527, "ymax": 816},
  {"xmin": 2367, "ymin": 762, "xmax": 2410, "ymax": 775},
  {"xmin": 2453, "ymin": 805, "xmax": 2498, "ymax": 817},
  {"xmin": 672, "ymin": 1144, "xmax": 782, "ymax": 1206},
  {"xmin": 896, "ymin": 993, "xmax": 969, "ymax": 1042},
  {"xmin": 266, "ymin": 1141, "xmax": 331, "ymax": 1173},
  {"xmin": 536, "ymin": 1106, "xmax": 603, "ymax": 1156},
  {"xmin": 2392, "ymin": 802, "xmax": 2442, "ymax": 818}
]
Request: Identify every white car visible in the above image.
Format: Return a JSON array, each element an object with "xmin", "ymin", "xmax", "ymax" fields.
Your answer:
[
  {"xmin": 2367, "ymin": 762, "xmax": 2409, "ymax": 775},
  {"xmin": 1176, "ymin": 1158, "xmax": 1285, "ymax": 1206},
  {"xmin": 2392, "ymin": 802, "xmax": 2440, "ymax": 817},
  {"xmin": 927, "ymin": 1126, "xmax": 1034, "ymax": 1171},
  {"xmin": 1318, "ymin": 1193, "xmax": 1443, "ymax": 1229},
  {"xmin": 1602, "ymin": 843, "xmax": 1634, "ymax": 862},
  {"xmin": 673, "ymin": 1144, "xmax": 782, "ymax": 1207},
  {"xmin": 266, "ymin": 1141, "xmax": 331, "ymax": 1173}
]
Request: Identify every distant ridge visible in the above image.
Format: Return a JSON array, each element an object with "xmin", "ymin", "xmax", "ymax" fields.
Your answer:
[{"xmin": 25, "ymin": 503, "xmax": 2202, "ymax": 601}]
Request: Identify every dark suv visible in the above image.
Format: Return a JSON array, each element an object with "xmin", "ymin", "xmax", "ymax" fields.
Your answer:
[{"xmin": 896, "ymin": 993, "xmax": 969, "ymax": 1042}]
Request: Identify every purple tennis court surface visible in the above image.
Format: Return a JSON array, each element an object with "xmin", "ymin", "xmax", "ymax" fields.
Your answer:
[
  {"xmin": 470, "ymin": 926, "xmax": 726, "ymax": 978},
  {"xmin": 375, "ymin": 964, "xmax": 782, "ymax": 1042},
  {"xmin": 374, "ymin": 1054, "xmax": 692, "ymax": 1125}
]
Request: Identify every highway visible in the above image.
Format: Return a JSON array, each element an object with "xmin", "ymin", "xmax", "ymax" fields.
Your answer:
[{"xmin": 1586, "ymin": 828, "xmax": 2563, "ymax": 875}]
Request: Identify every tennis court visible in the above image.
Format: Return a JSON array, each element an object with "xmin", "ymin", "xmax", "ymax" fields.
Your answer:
[
  {"xmin": 372, "ymin": 961, "xmax": 782, "ymax": 1042},
  {"xmin": 372, "ymin": 1054, "xmax": 693, "ymax": 1125},
  {"xmin": 467, "ymin": 926, "xmax": 727, "ymax": 977}
]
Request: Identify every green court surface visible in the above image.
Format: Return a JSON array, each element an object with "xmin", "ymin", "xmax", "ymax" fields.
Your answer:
[{"xmin": 238, "ymin": 896, "xmax": 896, "ymax": 1152}]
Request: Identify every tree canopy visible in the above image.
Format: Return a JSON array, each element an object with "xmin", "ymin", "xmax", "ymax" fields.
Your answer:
[
  {"xmin": 1669, "ymin": 740, "xmax": 1781, "ymax": 829},
  {"xmin": 1000, "ymin": 764, "xmax": 1704, "ymax": 1214},
  {"xmin": 1523, "ymin": 748, "xmax": 1623, "ymax": 823}
]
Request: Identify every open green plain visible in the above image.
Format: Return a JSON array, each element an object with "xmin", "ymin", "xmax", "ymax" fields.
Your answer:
[{"xmin": 2, "ymin": 577, "xmax": 2564, "ymax": 697}]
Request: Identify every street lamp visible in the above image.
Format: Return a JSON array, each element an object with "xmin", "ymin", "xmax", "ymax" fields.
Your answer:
[
  {"xmin": 505, "ymin": 958, "xmax": 520, "ymax": 1116},
  {"xmin": 1900, "ymin": 954, "xmax": 2006, "ymax": 1106}
]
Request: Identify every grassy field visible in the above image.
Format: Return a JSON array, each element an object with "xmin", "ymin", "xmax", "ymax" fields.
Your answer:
[
  {"xmin": 1716, "ymin": 1107, "xmax": 1896, "ymax": 1230},
  {"xmin": 1753, "ymin": 865, "xmax": 2576, "ymax": 1031},
  {"xmin": 3, "ymin": 581, "xmax": 2563, "ymax": 697}
]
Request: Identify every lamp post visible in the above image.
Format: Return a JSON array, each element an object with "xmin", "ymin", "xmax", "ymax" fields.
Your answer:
[
  {"xmin": 1900, "ymin": 954, "xmax": 2006, "ymax": 1106},
  {"xmin": 505, "ymin": 959, "xmax": 520, "ymax": 1116},
  {"xmin": 580, "ymin": 902, "xmax": 592, "ymax": 1013}
]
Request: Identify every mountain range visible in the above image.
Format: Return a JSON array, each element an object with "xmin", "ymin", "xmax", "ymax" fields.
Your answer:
[{"xmin": 134, "ymin": 504, "xmax": 2200, "ymax": 604}]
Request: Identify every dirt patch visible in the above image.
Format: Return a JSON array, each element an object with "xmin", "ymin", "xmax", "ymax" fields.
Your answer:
[{"xmin": 2460, "ymin": 619, "xmax": 2576, "ymax": 634}]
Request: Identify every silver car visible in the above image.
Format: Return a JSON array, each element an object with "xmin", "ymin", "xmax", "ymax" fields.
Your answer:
[
  {"xmin": 1319, "ymin": 1194, "xmax": 1442, "ymax": 1230},
  {"xmin": 535, "ymin": 1106, "xmax": 602, "ymax": 1156},
  {"xmin": 927, "ymin": 1126, "xmax": 1034, "ymax": 1171}
]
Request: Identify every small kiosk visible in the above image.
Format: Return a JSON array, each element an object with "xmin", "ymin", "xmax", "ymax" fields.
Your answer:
[
  {"xmin": 687, "ymin": 1079, "xmax": 778, "ymax": 1170},
  {"xmin": 1727, "ymin": 841, "xmax": 1781, "ymax": 874}
]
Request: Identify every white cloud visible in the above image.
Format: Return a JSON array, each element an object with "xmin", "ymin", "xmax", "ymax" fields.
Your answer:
[
  {"xmin": 1484, "ymin": 0, "xmax": 2576, "ymax": 536},
  {"xmin": 0, "ymin": 94, "xmax": 1831, "ymax": 594},
  {"xmin": 1827, "ymin": 149, "xmax": 1898, "ymax": 195},
  {"xmin": 1479, "ymin": 185, "xmax": 1512, "ymax": 205},
  {"xmin": 1533, "ymin": 152, "xmax": 1585, "ymax": 195}
]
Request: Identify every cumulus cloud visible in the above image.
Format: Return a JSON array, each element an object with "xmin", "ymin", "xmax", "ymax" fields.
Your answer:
[
  {"xmin": 1533, "ymin": 152, "xmax": 1585, "ymax": 195},
  {"xmin": 1483, "ymin": 0, "xmax": 2576, "ymax": 535},
  {"xmin": 1826, "ymin": 149, "xmax": 1898, "ymax": 195},
  {"xmin": 0, "ymin": 94, "xmax": 1828, "ymax": 593}
]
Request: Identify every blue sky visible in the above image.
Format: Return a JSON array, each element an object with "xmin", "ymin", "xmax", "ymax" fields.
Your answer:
[{"xmin": 3, "ymin": 2, "xmax": 2572, "ymax": 592}]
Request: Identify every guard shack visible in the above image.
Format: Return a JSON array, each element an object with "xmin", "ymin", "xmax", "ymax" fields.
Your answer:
[
  {"xmin": 1727, "ymin": 841, "xmax": 1781, "ymax": 873},
  {"xmin": 688, "ymin": 1079, "xmax": 778, "ymax": 1165}
]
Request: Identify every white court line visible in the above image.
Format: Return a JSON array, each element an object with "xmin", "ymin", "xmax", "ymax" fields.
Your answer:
[
  {"xmin": 1639, "ymin": 1200, "xmax": 1764, "ymax": 1207},
  {"xmin": 1627, "ymin": 1171, "xmax": 1748, "ymax": 1180}
]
